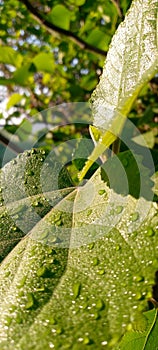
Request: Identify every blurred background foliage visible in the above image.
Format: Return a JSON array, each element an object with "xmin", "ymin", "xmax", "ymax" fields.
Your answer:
[{"xmin": 0, "ymin": 0, "xmax": 157, "ymax": 180}]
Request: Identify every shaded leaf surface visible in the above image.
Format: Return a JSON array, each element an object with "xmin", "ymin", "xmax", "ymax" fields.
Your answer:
[{"xmin": 0, "ymin": 150, "xmax": 158, "ymax": 349}]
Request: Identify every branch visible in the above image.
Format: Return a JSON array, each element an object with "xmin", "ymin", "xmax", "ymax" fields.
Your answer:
[
  {"xmin": 0, "ymin": 133, "xmax": 23, "ymax": 154},
  {"xmin": 110, "ymin": 0, "xmax": 124, "ymax": 18},
  {"xmin": 20, "ymin": 0, "xmax": 107, "ymax": 57}
]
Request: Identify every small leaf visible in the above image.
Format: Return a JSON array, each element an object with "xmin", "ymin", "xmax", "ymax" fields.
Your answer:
[
  {"xmin": 6, "ymin": 93, "xmax": 23, "ymax": 110},
  {"xmin": 48, "ymin": 5, "xmax": 71, "ymax": 30}
]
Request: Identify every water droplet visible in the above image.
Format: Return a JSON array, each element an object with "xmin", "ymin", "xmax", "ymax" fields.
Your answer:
[
  {"xmin": 17, "ymin": 276, "xmax": 27, "ymax": 288},
  {"xmin": 146, "ymin": 227, "xmax": 155, "ymax": 237},
  {"xmin": 130, "ymin": 212, "xmax": 139, "ymax": 222},
  {"xmin": 115, "ymin": 245, "xmax": 121, "ymax": 251},
  {"xmin": 101, "ymin": 341, "xmax": 108, "ymax": 346},
  {"xmin": 5, "ymin": 271, "xmax": 11, "ymax": 277},
  {"xmin": 25, "ymin": 293, "xmax": 35, "ymax": 309},
  {"xmin": 92, "ymin": 257, "xmax": 99, "ymax": 266},
  {"xmin": 96, "ymin": 299, "xmax": 105, "ymax": 311},
  {"xmin": 83, "ymin": 337, "xmax": 91, "ymax": 345},
  {"xmin": 97, "ymin": 269, "xmax": 105, "ymax": 275},
  {"xmin": 31, "ymin": 149, "xmax": 36, "ymax": 154},
  {"xmin": 73, "ymin": 282, "xmax": 81, "ymax": 299},
  {"xmin": 91, "ymin": 312, "xmax": 100, "ymax": 320},
  {"xmin": 55, "ymin": 219, "xmax": 63, "ymax": 226},
  {"xmin": 88, "ymin": 242, "xmax": 95, "ymax": 250},
  {"xmin": 87, "ymin": 209, "xmax": 92, "ymax": 216},
  {"xmin": 32, "ymin": 200, "xmax": 40, "ymax": 207},
  {"xmin": 134, "ymin": 292, "xmax": 143, "ymax": 300},
  {"xmin": 115, "ymin": 206, "xmax": 123, "ymax": 214},
  {"xmin": 37, "ymin": 266, "xmax": 47, "ymax": 277},
  {"xmin": 49, "ymin": 317, "xmax": 56, "ymax": 325},
  {"xmin": 133, "ymin": 275, "xmax": 144, "ymax": 282},
  {"xmin": 98, "ymin": 189, "xmax": 106, "ymax": 195}
]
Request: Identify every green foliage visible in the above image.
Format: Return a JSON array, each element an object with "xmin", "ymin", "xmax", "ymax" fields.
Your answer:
[{"xmin": 0, "ymin": 0, "xmax": 158, "ymax": 349}]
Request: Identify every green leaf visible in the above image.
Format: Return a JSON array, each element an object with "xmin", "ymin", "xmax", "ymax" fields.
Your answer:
[
  {"xmin": 79, "ymin": 0, "xmax": 158, "ymax": 180},
  {"xmin": 33, "ymin": 53, "xmax": 55, "ymax": 73},
  {"xmin": 0, "ymin": 46, "xmax": 23, "ymax": 68},
  {"xmin": 116, "ymin": 309, "xmax": 158, "ymax": 350},
  {"xmin": 86, "ymin": 29, "xmax": 111, "ymax": 51},
  {"xmin": 48, "ymin": 5, "xmax": 71, "ymax": 30},
  {"xmin": 0, "ymin": 150, "xmax": 158, "ymax": 349},
  {"xmin": 6, "ymin": 93, "xmax": 23, "ymax": 110},
  {"xmin": 13, "ymin": 64, "xmax": 33, "ymax": 85}
]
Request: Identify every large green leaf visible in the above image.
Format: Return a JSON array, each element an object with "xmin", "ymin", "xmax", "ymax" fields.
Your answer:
[
  {"xmin": 48, "ymin": 5, "xmax": 72, "ymax": 30},
  {"xmin": 79, "ymin": 0, "xmax": 158, "ymax": 180},
  {"xmin": 0, "ymin": 150, "xmax": 158, "ymax": 349}
]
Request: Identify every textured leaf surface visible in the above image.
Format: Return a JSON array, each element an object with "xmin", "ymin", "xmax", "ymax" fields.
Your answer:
[
  {"xmin": 0, "ymin": 150, "xmax": 158, "ymax": 349},
  {"xmin": 91, "ymin": 0, "xmax": 158, "ymax": 129}
]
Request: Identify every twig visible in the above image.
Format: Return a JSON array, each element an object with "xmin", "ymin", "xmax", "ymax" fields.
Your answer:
[{"xmin": 20, "ymin": 0, "xmax": 107, "ymax": 57}]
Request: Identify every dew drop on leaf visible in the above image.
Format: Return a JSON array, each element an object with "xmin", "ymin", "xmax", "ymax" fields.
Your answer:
[
  {"xmin": 97, "ymin": 269, "xmax": 105, "ymax": 275},
  {"xmin": 17, "ymin": 276, "xmax": 27, "ymax": 288},
  {"xmin": 98, "ymin": 189, "xmax": 106, "ymax": 195},
  {"xmin": 96, "ymin": 299, "xmax": 105, "ymax": 311},
  {"xmin": 73, "ymin": 282, "xmax": 81, "ymax": 298},
  {"xmin": 88, "ymin": 242, "xmax": 95, "ymax": 250},
  {"xmin": 115, "ymin": 206, "xmax": 123, "ymax": 214},
  {"xmin": 130, "ymin": 212, "xmax": 139, "ymax": 222},
  {"xmin": 92, "ymin": 257, "xmax": 100, "ymax": 266},
  {"xmin": 146, "ymin": 227, "xmax": 155, "ymax": 237},
  {"xmin": 83, "ymin": 336, "xmax": 91, "ymax": 345},
  {"xmin": 133, "ymin": 275, "xmax": 144, "ymax": 282},
  {"xmin": 87, "ymin": 209, "xmax": 92, "ymax": 216},
  {"xmin": 37, "ymin": 266, "xmax": 47, "ymax": 277},
  {"xmin": 115, "ymin": 245, "xmax": 121, "ymax": 251},
  {"xmin": 25, "ymin": 293, "xmax": 35, "ymax": 309},
  {"xmin": 134, "ymin": 292, "xmax": 143, "ymax": 300}
]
